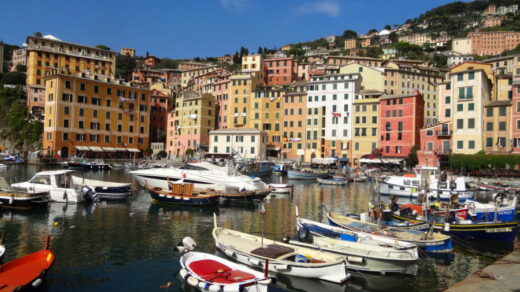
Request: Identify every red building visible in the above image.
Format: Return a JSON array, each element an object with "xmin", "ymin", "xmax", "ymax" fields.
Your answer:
[
  {"xmin": 379, "ymin": 91, "xmax": 424, "ymax": 158},
  {"xmin": 263, "ymin": 57, "xmax": 297, "ymax": 85},
  {"xmin": 149, "ymin": 89, "xmax": 173, "ymax": 143},
  {"xmin": 144, "ymin": 55, "xmax": 161, "ymax": 67},
  {"xmin": 417, "ymin": 122, "xmax": 452, "ymax": 168},
  {"xmin": 511, "ymin": 79, "xmax": 520, "ymax": 153}
]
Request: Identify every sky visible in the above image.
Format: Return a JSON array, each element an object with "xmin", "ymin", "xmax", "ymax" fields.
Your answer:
[{"xmin": 0, "ymin": 0, "xmax": 466, "ymax": 59}]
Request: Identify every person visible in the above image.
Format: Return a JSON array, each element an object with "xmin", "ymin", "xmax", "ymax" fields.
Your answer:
[{"xmin": 389, "ymin": 195, "xmax": 400, "ymax": 212}]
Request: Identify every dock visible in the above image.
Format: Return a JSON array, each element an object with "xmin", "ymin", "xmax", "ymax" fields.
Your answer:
[{"xmin": 446, "ymin": 248, "xmax": 520, "ymax": 292}]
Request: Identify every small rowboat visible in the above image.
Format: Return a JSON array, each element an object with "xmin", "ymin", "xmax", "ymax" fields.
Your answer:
[
  {"xmin": 268, "ymin": 184, "xmax": 293, "ymax": 194},
  {"xmin": 477, "ymin": 181, "xmax": 520, "ymax": 192},
  {"xmin": 213, "ymin": 215, "xmax": 349, "ymax": 283},
  {"xmin": 145, "ymin": 182, "xmax": 220, "ymax": 206},
  {"xmin": 220, "ymin": 190, "xmax": 257, "ymax": 201},
  {"xmin": 317, "ymin": 178, "xmax": 348, "ymax": 185},
  {"xmin": 0, "ymin": 235, "xmax": 55, "ymax": 291},
  {"xmin": 288, "ymin": 170, "xmax": 330, "ymax": 180},
  {"xmin": 180, "ymin": 251, "xmax": 271, "ymax": 292},
  {"xmin": 353, "ymin": 175, "xmax": 368, "ymax": 182}
]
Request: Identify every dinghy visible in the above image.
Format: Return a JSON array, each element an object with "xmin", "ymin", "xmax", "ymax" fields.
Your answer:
[
  {"xmin": 293, "ymin": 212, "xmax": 418, "ymax": 275},
  {"xmin": 317, "ymin": 178, "xmax": 348, "ymax": 185},
  {"xmin": 212, "ymin": 215, "xmax": 349, "ymax": 283},
  {"xmin": 326, "ymin": 210, "xmax": 453, "ymax": 254},
  {"xmin": 268, "ymin": 184, "xmax": 293, "ymax": 194},
  {"xmin": 145, "ymin": 182, "xmax": 220, "ymax": 206},
  {"xmin": 0, "ymin": 235, "xmax": 55, "ymax": 291},
  {"xmin": 180, "ymin": 251, "xmax": 271, "ymax": 292},
  {"xmin": 71, "ymin": 176, "xmax": 131, "ymax": 200}
]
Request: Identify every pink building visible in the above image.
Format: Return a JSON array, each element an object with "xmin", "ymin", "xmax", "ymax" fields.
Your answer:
[
  {"xmin": 511, "ymin": 78, "xmax": 520, "ymax": 153},
  {"xmin": 144, "ymin": 56, "xmax": 161, "ymax": 67},
  {"xmin": 379, "ymin": 91, "xmax": 424, "ymax": 158},
  {"xmin": 263, "ymin": 57, "xmax": 297, "ymax": 85},
  {"xmin": 150, "ymin": 89, "xmax": 173, "ymax": 143},
  {"xmin": 213, "ymin": 74, "xmax": 231, "ymax": 129}
]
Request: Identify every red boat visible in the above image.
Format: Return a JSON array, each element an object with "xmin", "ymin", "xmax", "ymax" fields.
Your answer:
[{"xmin": 0, "ymin": 236, "xmax": 55, "ymax": 291}]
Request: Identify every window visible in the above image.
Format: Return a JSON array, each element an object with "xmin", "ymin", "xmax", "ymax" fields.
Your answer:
[
  {"xmin": 468, "ymin": 140, "xmax": 475, "ymax": 149},
  {"xmin": 499, "ymin": 107, "xmax": 506, "ymax": 116},
  {"xmin": 487, "ymin": 107, "xmax": 493, "ymax": 117},
  {"xmin": 445, "ymin": 109, "xmax": 451, "ymax": 117},
  {"xmin": 486, "ymin": 137, "xmax": 493, "ymax": 147},
  {"xmin": 250, "ymin": 147, "xmax": 255, "ymax": 154},
  {"xmin": 457, "ymin": 119, "xmax": 463, "ymax": 129},
  {"xmin": 426, "ymin": 130, "xmax": 434, "ymax": 136},
  {"xmin": 468, "ymin": 103, "xmax": 474, "ymax": 111},
  {"xmin": 64, "ymin": 106, "xmax": 70, "ymax": 115},
  {"xmin": 499, "ymin": 121, "xmax": 506, "ymax": 131},
  {"xmin": 457, "ymin": 140, "xmax": 463, "ymax": 149},
  {"xmin": 468, "ymin": 72, "xmax": 474, "ymax": 80},
  {"xmin": 457, "ymin": 73, "xmax": 463, "ymax": 81},
  {"xmin": 486, "ymin": 122, "xmax": 493, "ymax": 131},
  {"xmin": 459, "ymin": 87, "xmax": 473, "ymax": 99},
  {"xmin": 457, "ymin": 104, "xmax": 463, "ymax": 111},
  {"xmin": 445, "ymin": 96, "xmax": 451, "ymax": 104},
  {"xmin": 468, "ymin": 118, "xmax": 475, "ymax": 129}
]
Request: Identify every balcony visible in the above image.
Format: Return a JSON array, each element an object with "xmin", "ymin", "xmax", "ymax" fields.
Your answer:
[{"xmin": 437, "ymin": 130, "xmax": 452, "ymax": 137}]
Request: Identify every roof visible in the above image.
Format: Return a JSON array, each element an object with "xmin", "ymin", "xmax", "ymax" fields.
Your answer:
[
  {"xmin": 358, "ymin": 89, "xmax": 383, "ymax": 95},
  {"xmin": 26, "ymin": 35, "xmax": 116, "ymax": 55},
  {"xmin": 485, "ymin": 100, "xmax": 512, "ymax": 107},
  {"xmin": 380, "ymin": 93, "xmax": 420, "ymax": 100},
  {"xmin": 210, "ymin": 128, "xmax": 264, "ymax": 134}
]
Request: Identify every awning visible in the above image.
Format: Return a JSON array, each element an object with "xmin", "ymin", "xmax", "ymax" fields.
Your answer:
[
  {"xmin": 266, "ymin": 146, "xmax": 280, "ymax": 151},
  {"xmin": 115, "ymin": 148, "xmax": 127, "ymax": 152},
  {"xmin": 127, "ymin": 148, "xmax": 141, "ymax": 153},
  {"xmin": 359, "ymin": 158, "xmax": 403, "ymax": 164},
  {"xmin": 102, "ymin": 147, "xmax": 117, "ymax": 152},
  {"xmin": 89, "ymin": 146, "xmax": 104, "ymax": 152},
  {"xmin": 75, "ymin": 146, "xmax": 90, "ymax": 151}
]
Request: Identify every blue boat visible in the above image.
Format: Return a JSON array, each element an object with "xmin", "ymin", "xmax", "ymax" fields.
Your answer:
[
  {"xmin": 466, "ymin": 196, "xmax": 518, "ymax": 222},
  {"xmin": 326, "ymin": 211, "xmax": 453, "ymax": 254},
  {"xmin": 288, "ymin": 170, "xmax": 330, "ymax": 180},
  {"xmin": 145, "ymin": 184, "xmax": 219, "ymax": 206}
]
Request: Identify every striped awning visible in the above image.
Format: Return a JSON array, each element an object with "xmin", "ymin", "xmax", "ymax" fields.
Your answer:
[
  {"xmin": 102, "ymin": 147, "xmax": 117, "ymax": 152},
  {"xmin": 127, "ymin": 148, "xmax": 141, "ymax": 153},
  {"xmin": 115, "ymin": 148, "xmax": 127, "ymax": 152},
  {"xmin": 89, "ymin": 146, "xmax": 104, "ymax": 152},
  {"xmin": 75, "ymin": 146, "xmax": 90, "ymax": 151}
]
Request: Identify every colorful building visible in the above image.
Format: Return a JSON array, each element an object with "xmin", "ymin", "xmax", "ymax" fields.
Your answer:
[
  {"xmin": 144, "ymin": 55, "xmax": 161, "ymax": 67},
  {"xmin": 166, "ymin": 92, "xmax": 215, "ymax": 157},
  {"xmin": 209, "ymin": 128, "xmax": 267, "ymax": 159},
  {"xmin": 181, "ymin": 66, "xmax": 217, "ymax": 88},
  {"xmin": 281, "ymin": 82, "xmax": 307, "ymax": 160},
  {"xmin": 379, "ymin": 91, "xmax": 424, "ymax": 158},
  {"xmin": 120, "ymin": 48, "xmax": 135, "ymax": 57},
  {"xmin": 263, "ymin": 57, "xmax": 297, "ymax": 86},
  {"xmin": 11, "ymin": 47, "xmax": 26, "ymax": 71},
  {"xmin": 242, "ymin": 54, "xmax": 263, "ymax": 73},
  {"xmin": 468, "ymin": 31, "xmax": 520, "ymax": 56},
  {"xmin": 227, "ymin": 71, "xmax": 263, "ymax": 128},
  {"xmin": 213, "ymin": 73, "xmax": 231, "ymax": 129},
  {"xmin": 344, "ymin": 39, "xmax": 357, "ymax": 50},
  {"xmin": 42, "ymin": 71, "xmax": 150, "ymax": 158},
  {"xmin": 149, "ymin": 86, "xmax": 173, "ymax": 143},
  {"xmin": 25, "ymin": 35, "xmax": 117, "ymax": 118},
  {"xmin": 351, "ymin": 90, "xmax": 381, "ymax": 165}
]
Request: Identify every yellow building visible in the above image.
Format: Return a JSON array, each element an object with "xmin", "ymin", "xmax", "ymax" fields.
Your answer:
[
  {"xmin": 166, "ymin": 92, "xmax": 215, "ymax": 157},
  {"xmin": 452, "ymin": 38, "xmax": 472, "ymax": 55},
  {"xmin": 181, "ymin": 66, "xmax": 217, "ymax": 88},
  {"xmin": 242, "ymin": 54, "xmax": 263, "ymax": 72},
  {"xmin": 351, "ymin": 91, "xmax": 381, "ymax": 165},
  {"xmin": 251, "ymin": 85, "xmax": 285, "ymax": 157},
  {"xmin": 26, "ymin": 36, "xmax": 117, "ymax": 117},
  {"xmin": 227, "ymin": 71, "xmax": 263, "ymax": 128},
  {"xmin": 304, "ymin": 105, "xmax": 325, "ymax": 162},
  {"xmin": 339, "ymin": 63, "xmax": 385, "ymax": 92},
  {"xmin": 42, "ymin": 71, "xmax": 150, "ymax": 158}
]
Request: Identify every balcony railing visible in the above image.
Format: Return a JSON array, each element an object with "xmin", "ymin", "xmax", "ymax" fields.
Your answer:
[{"xmin": 437, "ymin": 130, "xmax": 452, "ymax": 137}]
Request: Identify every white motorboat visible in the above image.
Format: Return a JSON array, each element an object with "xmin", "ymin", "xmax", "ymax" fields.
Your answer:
[
  {"xmin": 268, "ymin": 184, "xmax": 293, "ymax": 194},
  {"xmin": 71, "ymin": 176, "xmax": 131, "ymax": 200},
  {"xmin": 10, "ymin": 170, "xmax": 97, "ymax": 203},
  {"xmin": 379, "ymin": 169, "xmax": 474, "ymax": 201},
  {"xmin": 293, "ymin": 215, "xmax": 418, "ymax": 275},
  {"xmin": 213, "ymin": 215, "xmax": 349, "ymax": 284},
  {"xmin": 180, "ymin": 251, "xmax": 271, "ymax": 292},
  {"xmin": 130, "ymin": 162, "xmax": 269, "ymax": 194}
]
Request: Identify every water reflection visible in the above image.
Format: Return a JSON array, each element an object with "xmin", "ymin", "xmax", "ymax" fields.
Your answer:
[{"xmin": 0, "ymin": 167, "xmax": 507, "ymax": 291}]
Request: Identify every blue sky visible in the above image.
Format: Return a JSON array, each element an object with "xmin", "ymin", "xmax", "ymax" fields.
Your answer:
[{"xmin": 1, "ymin": 0, "xmax": 464, "ymax": 59}]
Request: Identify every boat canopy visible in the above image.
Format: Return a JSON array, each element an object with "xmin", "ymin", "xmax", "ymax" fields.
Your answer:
[{"xmin": 311, "ymin": 157, "xmax": 337, "ymax": 165}]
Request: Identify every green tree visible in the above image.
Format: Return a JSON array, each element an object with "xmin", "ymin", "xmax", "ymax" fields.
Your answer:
[
  {"xmin": 95, "ymin": 44, "xmax": 111, "ymax": 51},
  {"xmin": 405, "ymin": 146, "xmax": 419, "ymax": 168},
  {"xmin": 365, "ymin": 46, "xmax": 383, "ymax": 58},
  {"xmin": 115, "ymin": 55, "xmax": 137, "ymax": 80},
  {"xmin": 389, "ymin": 32, "xmax": 398, "ymax": 43},
  {"xmin": 384, "ymin": 25, "xmax": 392, "ymax": 30},
  {"xmin": 155, "ymin": 58, "xmax": 179, "ymax": 69},
  {"xmin": 185, "ymin": 148, "xmax": 195, "ymax": 157},
  {"xmin": 368, "ymin": 28, "xmax": 378, "ymax": 34},
  {"xmin": 33, "ymin": 32, "xmax": 42, "ymax": 37},
  {"xmin": 157, "ymin": 150, "xmax": 167, "ymax": 159},
  {"xmin": 342, "ymin": 30, "xmax": 357, "ymax": 39},
  {"xmin": 257, "ymin": 47, "xmax": 263, "ymax": 54},
  {"xmin": 15, "ymin": 64, "xmax": 27, "ymax": 72},
  {"xmin": 0, "ymin": 71, "xmax": 26, "ymax": 85}
]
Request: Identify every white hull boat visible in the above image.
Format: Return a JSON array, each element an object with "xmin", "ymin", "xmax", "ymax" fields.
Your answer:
[
  {"xmin": 71, "ymin": 176, "xmax": 131, "ymax": 200},
  {"xmin": 130, "ymin": 162, "xmax": 268, "ymax": 194},
  {"xmin": 180, "ymin": 251, "xmax": 271, "ymax": 292},
  {"xmin": 213, "ymin": 215, "xmax": 349, "ymax": 284},
  {"xmin": 268, "ymin": 184, "xmax": 292, "ymax": 194}
]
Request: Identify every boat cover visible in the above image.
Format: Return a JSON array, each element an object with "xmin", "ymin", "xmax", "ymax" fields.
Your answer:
[{"xmin": 251, "ymin": 244, "xmax": 294, "ymax": 259}]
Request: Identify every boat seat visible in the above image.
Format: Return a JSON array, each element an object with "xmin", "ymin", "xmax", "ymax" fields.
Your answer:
[
  {"xmin": 189, "ymin": 259, "xmax": 231, "ymax": 276},
  {"xmin": 251, "ymin": 244, "xmax": 294, "ymax": 259},
  {"xmin": 188, "ymin": 259, "xmax": 256, "ymax": 284}
]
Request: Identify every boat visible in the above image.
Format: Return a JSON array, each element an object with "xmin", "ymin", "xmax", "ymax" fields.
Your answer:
[
  {"xmin": 353, "ymin": 175, "xmax": 369, "ymax": 182},
  {"xmin": 71, "ymin": 176, "xmax": 131, "ymax": 201},
  {"xmin": 0, "ymin": 235, "xmax": 55, "ymax": 291},
  {"xmin": 11, "ymin": 170, "xmax": 98, "ymax": 203},
  {"xmin": 293, "ymin": 213, "xmax": 418, "ymax": 275},
  {"xmin": 273, "ymin": 162, "xmax": 294, "ymax": 175},
  {"xmin": 130, "ymin": 162, "xmax": 269, "ymax": 194},
  {"xmin": 332, "ymin": 174, "xmax": 350, "ymax": 181},
  {"xmin": 238, "ymin": 161, "xmax": 273, "ymax": 177},
  {"xmin": 66, "ymin": 160, "xmax": 112, "ymax": 171},
  {"xmin": 317, "ymin": 178, "xmax": 348, "ymax": 185},
  {"xmin": 379, "ymin": 171, "xmax": 474, "ymax": 201},
  {"xmin": 476, "ymin": 181, "xmax": 520, "ymax": 192},
  {"xmin": 213, "ymin": 215, "xmax": 349, "ymax": 284},
  {"xmin": 268, "ymin": 184, "xmax": 293, "ymax": 194},
  {"xmin": 391, "ymin": 212, "xmax": 520, "ymax": 245},
  {"xmin": 180, "ymin": 251, "xmax": 271, "ymax": 292},
  {"xmin": 145, "ymin": 182, "xmax": 220, "ymax": 206},
  {"xmin": 220, "ymin": 189, "xmax": 259, "ymax": 202},
  {"xmin": 288, "ymin": 169, "xmax": 331, "ymax": 180},
  {"xmin": 465, "ymin": 192, "xmax": 517, "ymax": 222},
  {"xmin": 326, "ymin": 210, "xmax": 453, "ymax": 254},
  {"xmin": 0, "ymin": 164, "xmax": 6, "ymax": 170},
  {"xmin": 0, "ymin": 189, "xmax": 49, "ymax": 210}
]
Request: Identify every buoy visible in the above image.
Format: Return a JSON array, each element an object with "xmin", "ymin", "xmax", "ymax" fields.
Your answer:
[
  {"xmin": 53, "ymin": 222, "xmax": 59, "ymax": 227},
  {"xmin": 159, "ymin": 282, "xmax": 173, "ymax": 289},
  {"xmin": 187, "ymin": 276, "xmax": 199, "ymax": 287},
  {"xmin": 208, "ymin": 284, "xmax": 221, "ymax": 292}
]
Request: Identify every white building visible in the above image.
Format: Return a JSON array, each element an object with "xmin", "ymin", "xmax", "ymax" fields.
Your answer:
[
  {"xmin": 306, "ymin": 73, "xmax": 360, "ymax": 157},
  {"xmin": 241, "ymin": 54, "xmax": 263, "ymax": 73},
  {"xmin": 209, "ymin": 128, "xmax": 267, "ymax": 159},
  {"xmin": 448, "ymin": 54, "xmax": 474, "ymax": 67}
]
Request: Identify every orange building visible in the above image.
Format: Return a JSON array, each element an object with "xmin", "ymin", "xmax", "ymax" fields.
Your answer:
[
  {"xmin": 468, "ymin": 31, "xmax": 520, "ymax": 56},
  {"xmin": 263, "ymin": 57, "xmax": 297, "ymax": 85},
  {"xmin": 344, "ymin": 39, "xmax": 357, "ymax": 50},
  {"xmin": 25, "ymin": 35, "xmax": 117, "ymax": 118},
  {"xmin": 150, "ymin": 88, "xmax": 173, "ymax": 143},
  {"xmin": 281, "ymin": 82, "xmax": 307, "ymax": 160},
  {"xmin": 42, "ymin": 71, "xmax": 150, "ymax": 158},
  {"xmin": 120, "ymin": 48, "xmax": 135, "ymax": 57},
  {"xmin": 144, "ymin": 55, "xmax": 161, "ymax": 67}
]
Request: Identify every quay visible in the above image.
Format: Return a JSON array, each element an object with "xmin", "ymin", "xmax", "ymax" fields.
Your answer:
[{"xmin": 446, "ymin": 248, "xmax": 520, "ymax": 292}]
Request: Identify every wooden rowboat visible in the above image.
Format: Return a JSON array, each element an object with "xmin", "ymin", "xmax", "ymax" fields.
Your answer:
[
  {"xmin": 213, "ymin": 214, "xmax": 349, "ymax": 283},
  {"xmin": 317, "ymin": 178, "xmax": 348, "ymax": 185},
  {"xmin": 180, "ymin": 251, "xmax": 271, "ymax": 292},
  {"xmin": 268, "ymin": 184, "xmax": 293, "ymax": 194},
  {"xmin": 145, "ymin": 182, "xmax": 220, "ymax": 206},
  {"xmin": 0, "ymin": 235, "xmax": 55, "ymax": 291}
]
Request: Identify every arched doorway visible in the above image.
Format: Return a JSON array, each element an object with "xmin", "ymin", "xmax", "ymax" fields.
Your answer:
[{"xmin": 61, "ymin": 146, "xmax": 69, "ymax": 158}]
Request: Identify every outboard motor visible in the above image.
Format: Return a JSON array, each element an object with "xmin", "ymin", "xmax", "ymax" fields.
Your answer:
[
  {"xmin": 177, "ymin": 237, "xmax": 197, "ymax": 252},
  {"xmin": 82, "ymin": 186, "xmax": 98, "ymax": 203},
  {"xmin": 297, "ymin": 226, "xmax": 310, "ymax": 243}
]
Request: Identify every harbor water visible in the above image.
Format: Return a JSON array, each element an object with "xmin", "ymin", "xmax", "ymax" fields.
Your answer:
[{"xmin": 0, "ymin": 165, "xmax": 511, "ymax": 292}]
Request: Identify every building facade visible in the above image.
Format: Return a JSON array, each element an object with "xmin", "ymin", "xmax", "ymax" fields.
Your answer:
[
  {"xmin": 11, "ymin": 48, "xmax": 27, "ymax": 71},
  {"xmin": 468, "ymin": 31, "xmax": 520, "ymax": 56},
  {"xmin": 208, "ymin": 128, "xmax": 267, "ymax": 159},
  {"xmin": 351, "ymin": 91, "xmax": 381, "ymax": 165},
  {"xmin": 120, "ymin": 48, "xmax": 135, "ymax": 57},
  {"xmin": 281, "ymin": 82, "xmax": 307, "ymax": 160},
  {"xmin": 263, "ymin": 57, "xmax": 297, "ymax": 86},
  {"xmin": 42, "ymin": 72, "xmax": 150, "ymax": 158}
]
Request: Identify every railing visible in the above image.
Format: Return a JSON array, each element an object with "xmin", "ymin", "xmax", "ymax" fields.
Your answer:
[{"xmin": 437, "ymin": 130, "xmax": 452, "ymax": 137}]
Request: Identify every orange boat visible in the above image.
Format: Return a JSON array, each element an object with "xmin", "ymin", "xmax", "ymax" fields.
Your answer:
[{"xmin": 0, "ymin": 235, "xmax": 55, "ymax": 291}]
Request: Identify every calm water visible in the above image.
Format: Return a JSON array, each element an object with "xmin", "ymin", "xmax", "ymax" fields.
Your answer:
[{"xmin": 0, "ymin": 165, "xmax": 509, "ymax": 292}]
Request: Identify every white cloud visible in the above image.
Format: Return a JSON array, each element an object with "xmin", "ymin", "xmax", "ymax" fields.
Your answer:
[
  {"xmin": 219, "ymin": 0, "xmax": 249, "ymax": 12},
  {"xmin": 296, "ymin": 1, "xmax": 341, "ymax": 17}
]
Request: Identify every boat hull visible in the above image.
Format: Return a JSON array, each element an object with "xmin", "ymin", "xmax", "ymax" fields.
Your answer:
[
  {"xmin": 148, "ymin": 188, "xmax": 219, "ymax": 206},
  {"xmin": 317, "ymin": 178, "xmax": 347, "ymax": 185},
  {"xmin": 288, "ymin": 171, "xmax": 330, "ymax": 180},
  {"xmin": 0, "ymin": 249, "xmax": 54, "ymax": 291},
  {"xmin": 0, "ymin": 191, "xmax": 48, "ymax": 210}
]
